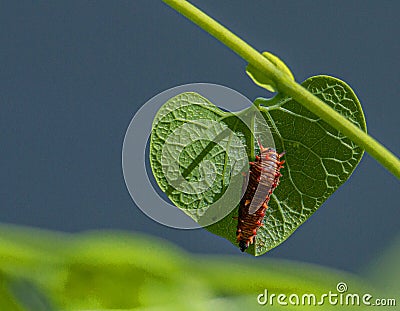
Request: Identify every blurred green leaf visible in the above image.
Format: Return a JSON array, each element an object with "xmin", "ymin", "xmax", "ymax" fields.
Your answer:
[
  {"xmin": 7, "ymin": 278, "xmax": 54, "ymax": 311},
  {"xmin": 361, "ymin": 234, "xmax": 400, "ymax": 296},
  {"xmin": 0, "ymin": 224, "xmax": 388, "ymax": 311},
  {"xmin": 0, "ymin": 272, "xmax": 25, "ymax": 311}
]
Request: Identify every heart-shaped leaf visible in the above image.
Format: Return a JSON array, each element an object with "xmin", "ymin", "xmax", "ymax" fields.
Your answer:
[{"xmin": 150, "ymin": 76, "xmax": 366, "ymax": 255}]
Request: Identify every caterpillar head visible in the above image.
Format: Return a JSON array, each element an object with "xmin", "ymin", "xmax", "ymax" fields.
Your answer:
[{"xmin": 239, "ymin": 240, "xmax": 249, "ymax": 252}]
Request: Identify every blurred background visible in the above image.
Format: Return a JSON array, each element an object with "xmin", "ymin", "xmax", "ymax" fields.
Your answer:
[{"xmin": 1, "ymin": 0, "xmax": 399, "ymax": 277}]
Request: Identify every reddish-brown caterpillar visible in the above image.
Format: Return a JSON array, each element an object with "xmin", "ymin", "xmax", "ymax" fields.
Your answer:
[{"xmin": 236, "ymin": 140, "xmax": 285, "ymax": 252}]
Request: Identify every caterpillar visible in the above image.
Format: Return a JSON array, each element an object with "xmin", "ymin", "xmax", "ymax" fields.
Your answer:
[{"xmin": 236, "ymin": 140, "xmax": 285, "ymax": 252}]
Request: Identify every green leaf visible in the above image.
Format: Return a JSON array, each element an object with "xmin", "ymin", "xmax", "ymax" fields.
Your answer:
[
  {"xmin": 149, "ymin": 76, "xmax": 366, "ymax": 255},
  {"xmin": 0, "ymin": 224, "xmax": 377, "ymax": 311},
  {"xmin": 149, "ymin": 92, "xmax": 254, "ymax": 227},
  {"xmin": 362, "ymin": 234, "xmax": 400, "ymax": 296},
  {"xmin": 252, "ymin": 75, "xmax": 366, "ymax": 255},
  {"xmin": 0, "ymin": 273, "xmax": 25, "ymax": 311},
  {"xmin": 246, "ymin": 51, "xmax": 295, "ymax": 92}
]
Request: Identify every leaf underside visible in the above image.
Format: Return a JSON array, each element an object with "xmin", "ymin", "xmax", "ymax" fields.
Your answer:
[{"xmin": 150, "ymin": 75, "xmax": 366, "ymax": 256}]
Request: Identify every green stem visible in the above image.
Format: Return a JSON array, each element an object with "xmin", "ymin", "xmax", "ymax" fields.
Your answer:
[{"xmin": 162, "ymin": 0, "xmax": 400, "ymax": 179}]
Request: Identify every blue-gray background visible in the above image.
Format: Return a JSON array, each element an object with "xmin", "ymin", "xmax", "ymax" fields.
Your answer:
[{"xmin": 1, "ymin": 1, "xmax": 399, "ymax": 273}]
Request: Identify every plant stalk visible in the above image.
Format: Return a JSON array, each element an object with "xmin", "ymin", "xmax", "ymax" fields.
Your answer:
[{"xmin": 162, "ymin": 0, "xmax": 400, "ymax": 179}]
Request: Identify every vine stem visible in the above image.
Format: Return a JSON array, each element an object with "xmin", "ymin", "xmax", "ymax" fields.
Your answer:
[{"xmin": 162, "ymin": 0, "xmax": 400, "ymax": 179}]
